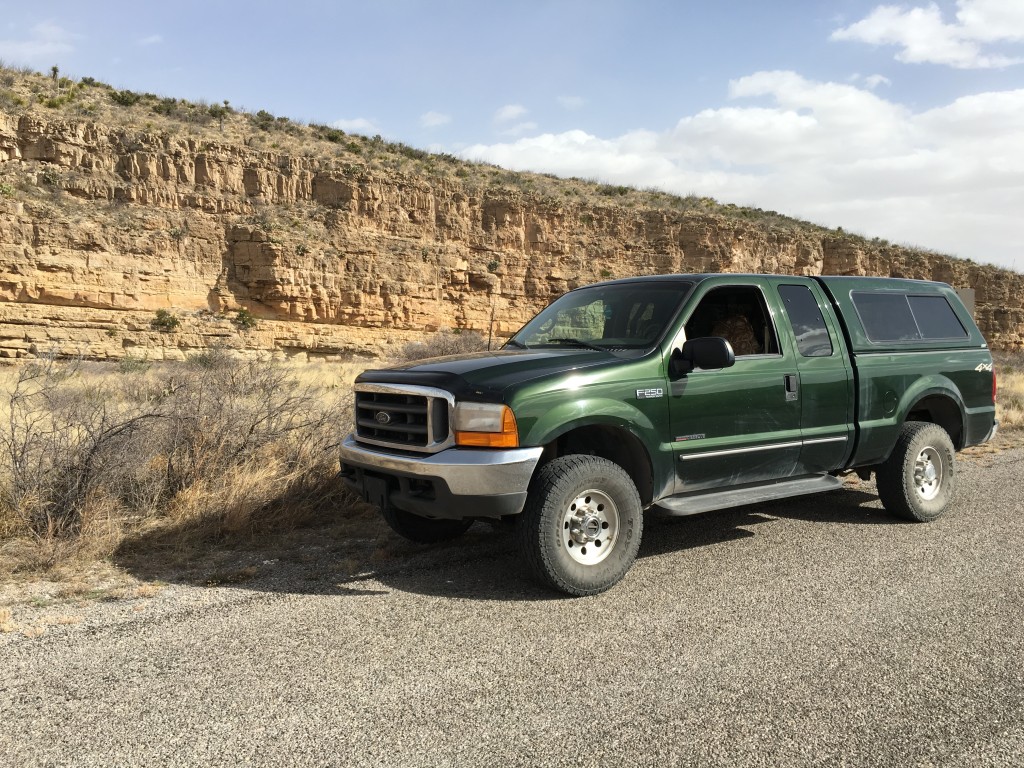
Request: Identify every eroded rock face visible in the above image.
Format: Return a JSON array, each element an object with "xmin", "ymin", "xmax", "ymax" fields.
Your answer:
[{"xmin": 1, "ymin": 111, "xmax": 1022, "ymax": 362}]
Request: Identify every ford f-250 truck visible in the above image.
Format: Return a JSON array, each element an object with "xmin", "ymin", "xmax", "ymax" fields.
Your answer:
[{"xmin": 340, "ymin": 274, "xmax": 998, "ymax": 595}]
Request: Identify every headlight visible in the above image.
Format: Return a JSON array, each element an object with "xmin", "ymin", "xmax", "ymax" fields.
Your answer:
[{"xmin": 453, "ymin": 402, "xmax": 519, "ymax": 448}]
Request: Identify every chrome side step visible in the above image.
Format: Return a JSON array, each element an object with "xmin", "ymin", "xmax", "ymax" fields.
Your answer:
[{"xmin": 654, "ymin": 475, "xmax": 844, "ymax": 517}]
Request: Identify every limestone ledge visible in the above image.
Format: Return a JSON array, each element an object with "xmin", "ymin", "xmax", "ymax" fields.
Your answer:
[
  {"xmin": 1, "ymin": 109, "xmax": 1022, "ymax": 361},
  {"xmin": 0, "ymin": 302, "xmax": 415, "ymax": 363}
]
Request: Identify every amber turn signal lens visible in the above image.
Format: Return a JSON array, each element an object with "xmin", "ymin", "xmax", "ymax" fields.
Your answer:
[{"xmin": 455, "ymin": 406, "xmax": 518, "ymax": 448}]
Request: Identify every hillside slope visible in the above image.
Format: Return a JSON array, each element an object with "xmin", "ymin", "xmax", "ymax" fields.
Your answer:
[{"xmin": 1, "ymin": 67, "xmax": 1021, "ymax": 361}]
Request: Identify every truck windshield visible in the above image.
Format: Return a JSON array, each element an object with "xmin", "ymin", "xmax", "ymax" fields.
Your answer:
[{"xmin": 508, "ymin": 282, "xmax": 692, "ymax": 351}]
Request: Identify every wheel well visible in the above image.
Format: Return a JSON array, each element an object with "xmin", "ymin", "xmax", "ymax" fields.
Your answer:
[
  {"xmin": 906, "ymin": 395, "xmax": 964, "ymax": 449},
  {"xmin": 544, "ymin": 425, "xmax": 654, "ymax": 506}
]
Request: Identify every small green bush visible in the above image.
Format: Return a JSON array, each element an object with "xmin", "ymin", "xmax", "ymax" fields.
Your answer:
[
  {"xmin": 232, "ymin": 309, "xmax": 259, "ymax": 331},
  {"xmin": 117, "ymin": 353, "xmax": 150, "ymax": 374},
  {"xmin": 598, "ymin": 184, "xmax": 631, "ymax": 197},
  {"xmin": 151, "ymin": 309, "xmax": 181, "ymax": 333},
  {"xmin": 39, "ymin": 167, "xmax": 61, "ymax": 186},
  {"xmin": 110, "ymin": 89, "xmax": 142, "ymax": 107},
  {"xmin": 252, "ymin": 110, "xmax": 275, "ymax": 131}
]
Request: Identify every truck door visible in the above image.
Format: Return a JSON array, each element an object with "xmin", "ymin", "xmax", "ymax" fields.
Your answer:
[
  {"xmin": 774, "ymin": 282, "xmax": 854, "ymax": 473},
  {"xmin": 667, "ymin": 281, "xmax": 802, "ymax": 494}
]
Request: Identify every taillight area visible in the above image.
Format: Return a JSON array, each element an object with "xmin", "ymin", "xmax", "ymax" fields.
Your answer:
[{"xmin": 993, "ymin": 367, "xmax": 998, "ymax": 404}]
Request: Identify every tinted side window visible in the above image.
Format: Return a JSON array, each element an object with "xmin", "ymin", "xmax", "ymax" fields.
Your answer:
[
  {"xmin": 908, "ymin": 295, "xmax": 968, "ymax": 339},
  {"xmin": 852, "ymin": 292, "xmax": 920, "ymax": 342},
  {"xmin": 685, "ymin": 285, "xmax": 781, "ymax": 357},
  {"xmin": 778, "ymin": 285, "xmax": 833, "ymax": 357}
]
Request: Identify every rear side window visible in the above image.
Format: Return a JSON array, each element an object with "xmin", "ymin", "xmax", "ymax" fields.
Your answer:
[
  {"xmin": 908, "ymin": 295, "xmax": 968, "ymax": 339},
  {"xmin": 778, "ymin": 285, "xmax": 833, "ymax": 357},
  {"xmin": 852, "ymin": 291, "xmax": 969, "ymax": 342}
]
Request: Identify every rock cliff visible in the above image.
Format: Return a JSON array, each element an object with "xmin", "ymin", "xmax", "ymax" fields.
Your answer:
[{"xmin": 1, "ymin": 108, "xmax": 1022, "ymax": 362}]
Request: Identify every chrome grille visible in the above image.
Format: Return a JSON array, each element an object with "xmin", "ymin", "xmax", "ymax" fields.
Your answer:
[{"xmin": 354, "ymin": 383, "xmax": 454, "ymax": 453}]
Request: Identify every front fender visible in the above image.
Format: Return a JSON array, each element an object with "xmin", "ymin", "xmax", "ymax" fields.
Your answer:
[{"xmin": 521, "ymin": 396, "xmax": 657, "ymax": 447}]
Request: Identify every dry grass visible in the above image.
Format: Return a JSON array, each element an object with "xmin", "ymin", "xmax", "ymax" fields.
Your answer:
[
  {"xmin": 400, "ymin": 329, "xmax": 488, "ymax": 361},
  {"xmin": 0, "ymin": 353, "xmax": 359, "ymax": 578},
  {"xmin": 995, "ymin": 352, "xmax": 1024, "ymax": 431}
]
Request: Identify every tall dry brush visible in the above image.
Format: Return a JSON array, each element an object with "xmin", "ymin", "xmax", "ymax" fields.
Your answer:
[{"xmin": 0, "ymin": 353, "xmax": 352, "ymax": 573}]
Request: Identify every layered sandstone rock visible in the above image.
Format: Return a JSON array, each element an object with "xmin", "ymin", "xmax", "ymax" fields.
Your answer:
[{"xmin": 1, "ymin": 110, "xmax": 1021, "ymax": 362}]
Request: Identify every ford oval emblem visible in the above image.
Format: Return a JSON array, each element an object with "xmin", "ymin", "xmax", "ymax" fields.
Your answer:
[{"xmin": 374, "ymin": 411, "xmax": 392, "ymax": 425}]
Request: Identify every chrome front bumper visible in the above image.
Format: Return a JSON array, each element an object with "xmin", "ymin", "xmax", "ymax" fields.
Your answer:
[{"xmin": 339, "ymin": 435, "xmax": 544, "ymax": 519}]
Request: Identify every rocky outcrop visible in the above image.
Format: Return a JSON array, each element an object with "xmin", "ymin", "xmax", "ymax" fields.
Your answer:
[{"xmin": 1, "ymin": 110, "xmax": 1022, "ymax": 362}]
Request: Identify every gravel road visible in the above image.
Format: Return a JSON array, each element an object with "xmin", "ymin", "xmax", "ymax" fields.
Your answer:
[{"xmin": 2, "ymin": 446, "xmax": 1023, "ymax": 767}]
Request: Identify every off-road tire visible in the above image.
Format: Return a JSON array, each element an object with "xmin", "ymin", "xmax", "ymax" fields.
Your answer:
[
  {"xmin": 382, "ymin": 507, "xmax": 473, "ymax": 543},
  {"xmin": 876, "ymin": 421, "xmax": 956, "ymax": 522},
  {"xmin": 516, "ymin": 455, "xmax": 643, "ymax": 596}
]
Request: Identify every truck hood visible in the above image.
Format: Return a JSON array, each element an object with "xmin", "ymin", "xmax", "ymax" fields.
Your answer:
[{"xmin": 356, "ymin": 348, "xmax": 625, "ymax": 400}]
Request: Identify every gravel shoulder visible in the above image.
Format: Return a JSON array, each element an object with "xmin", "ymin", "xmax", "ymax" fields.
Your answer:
[{"xmin": 2, "ymin": 445, "xmax": 1023, "ymax": 767}]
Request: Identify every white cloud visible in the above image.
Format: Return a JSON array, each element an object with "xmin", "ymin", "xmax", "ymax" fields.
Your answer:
[
  {"xmin": 494, "ymin": 104, "xmax": 528, "ymax": 123},
  {"xmin": 420, "ymin": 110, "xmax": 451, "ymax": 128},
  {"xmin": 864, "ymin": 74, "xmax": 892, "ymax": 89},
  {"xmin": 332, "ymin": 117, "xmax": 377, "ymax": 134},
  {"xmin": 955, "ymin": 0, "xmax": 1024, "ymax": 42},
  {"xmin": 832, "ymin": 0, "xmax": 1024, "ymax": 69},
  {"xmin": 499, "ymin": 121, "xmax": 538, "ymax": 138},
  {"xmin": 0, "ymin": 21, "xmax": 75, "ymax": 63},
  {"xmin": 558, "ymin": 95, "xmax": 585, "ymax": 110},
  {"xmin": 461, "ymin": 71, "xmax": 1024, "ymax": 269},
  {"xmin": 137, "ymin": 34, "xmax": 163, "ymax": 46}
]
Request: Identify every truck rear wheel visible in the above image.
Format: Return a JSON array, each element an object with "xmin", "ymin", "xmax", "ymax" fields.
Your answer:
[
  {"xmin": 876, "ymin": 421, "xmax": 956, "ymax": 522},
  {"xmin": 516, "ymin": 455, "xmax": 642, "ymax": 596},
  {"xmin": 382, "ymin": 507, "xmax": 473, "ymax": 543}
]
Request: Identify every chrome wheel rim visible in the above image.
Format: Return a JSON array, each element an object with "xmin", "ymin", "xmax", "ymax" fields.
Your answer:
[
  {"xmin": 914, "ymin": 446, "xmax": 942, "ymax": 501},
  {"xmin": 561, "ymin": 489, "xmax": 618, "ymax": 565}
]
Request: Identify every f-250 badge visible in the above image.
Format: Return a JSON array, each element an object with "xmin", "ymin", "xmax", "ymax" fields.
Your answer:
[{"xmin": 636, "ymin": 388, "xmax": 664, "ymax": 400}]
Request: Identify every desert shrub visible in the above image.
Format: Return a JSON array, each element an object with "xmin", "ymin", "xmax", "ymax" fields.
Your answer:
[
  {"xmin": 251, "ymin": 109, "xmax": 276, "ymax": 131},
  {"xmin": 117, "ymin": 353, "xmax": 150, "ymax": 374},
  {"xmin": 151, "ymin": 97, "xmax": 177, "ymax": 116},
  {"xmin": 232, "ymin": 308, "xmax": 259, "ymax": 331},
  {"xmin": 151, "ymin": 309, "xmax": 180, "ymax": 332},
  {"xmin": 0, "ymin": 89, "xmax": 26, "ymax": 110},
  {"xmin": 400, "ymin": 329, "xmax": 488, "ymax": 361},
  {"xmin": 110, "ymin": 89, "xmax": 142, "ymax": 106},
  {"xmin": 0, "ymin": 356, "xmax": 351, "ymax": 572},
  {"xmin": 39, "ymin": 167, "xmax": 61, "ymax": 186}
]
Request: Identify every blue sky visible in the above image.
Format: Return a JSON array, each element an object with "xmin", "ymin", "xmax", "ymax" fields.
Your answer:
[{"xmin": 1, "ymin": 0, "xmax": 1022, "ymax": 271}]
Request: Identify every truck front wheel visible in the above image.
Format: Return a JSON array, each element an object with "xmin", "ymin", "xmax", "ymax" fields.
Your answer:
[
  {"xmin": 876, "ymin": 421, "xmax": 956, "ymax": 522},
  {"xmin": 516, "ymin": 455, "xmax": 643, "ymax": 596},
  {"xmin": 382, "ymin": 507, "xmax": 473, "ymax": 543}
]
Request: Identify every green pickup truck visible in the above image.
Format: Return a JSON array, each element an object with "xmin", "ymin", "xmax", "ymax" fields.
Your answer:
[{"xmin": 340, "ymin": 274, "xmax": 998, "ymax": 595}]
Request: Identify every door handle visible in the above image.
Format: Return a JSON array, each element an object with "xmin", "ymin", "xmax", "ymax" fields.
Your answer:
[{"xmin": 784, "ymin": 374, "xmax": 799, "ymax": 401}]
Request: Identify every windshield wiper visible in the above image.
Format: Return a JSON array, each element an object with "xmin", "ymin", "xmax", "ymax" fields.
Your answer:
[
  {"xmin": 545, "ymin": 337, "xmax": 609, "ymax": 352},
  {"xmin": 504, "ymin": 339, "xmax": 530, "ymax": 350}
]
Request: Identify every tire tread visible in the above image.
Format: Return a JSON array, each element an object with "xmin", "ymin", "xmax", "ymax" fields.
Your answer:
[
  {"xmin": 516, "ymin": 455, "xmax": 642, "ymax": 596},
  {"xmin": 876, "ymin": 421, "xmax": 955, "ymax": 522}
]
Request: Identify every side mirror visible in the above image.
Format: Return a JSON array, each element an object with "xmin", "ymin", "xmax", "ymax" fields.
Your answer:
[{"xmin": 669, "ymin": 337, "xmax": 736, "ymax": 378}]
